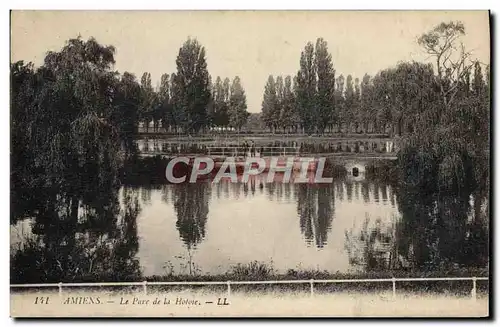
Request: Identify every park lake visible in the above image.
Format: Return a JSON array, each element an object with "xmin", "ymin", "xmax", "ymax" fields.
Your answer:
[{"xmin": 10, "ymin": 139, "xmax": 489, "ymax": 287}]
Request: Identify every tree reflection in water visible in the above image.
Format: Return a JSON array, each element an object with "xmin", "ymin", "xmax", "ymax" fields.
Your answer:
[
  {"xmin": 343, "ymin": 183, "xmax": 489, "ymax": 272},
  {"xmin": 296, "ymin": 183, "xmax": 335, "ymax": 248},
  {"xmin": 396, "ymin": 186, "xmax": 488, "ymax": 270},
  {"xmin": 165, "ymin": 181, "xmax": 211, "ymax": 276},
  {"xmin": 171, "ymin": 181, "xmax": 211, "ymax": 250},
  {"xmin": 344, "ymin": 215, "xmax": 397, "ymax": 271},
  {"xmin": 11, "ymin": 186, "xmax": 142, "ymax": 283},
  {"xmin": 11, "ymin": 163, "xmax": 489, "ymax": 282}
]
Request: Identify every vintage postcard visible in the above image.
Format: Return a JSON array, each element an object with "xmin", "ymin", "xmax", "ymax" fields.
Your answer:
[{"xmin": 10, "ymin": 10, "xmax": 490, "ymax": 318}]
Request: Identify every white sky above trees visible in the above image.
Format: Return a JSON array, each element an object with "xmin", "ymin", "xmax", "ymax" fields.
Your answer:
[{"xmin": 11, "ymin": 10, "xmax": 490, "ymax": 113}]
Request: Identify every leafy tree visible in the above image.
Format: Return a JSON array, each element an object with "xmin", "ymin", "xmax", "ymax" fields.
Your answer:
[
  {"xmin": 279, "ymin": 75, "xmax": 296, "ymax": 132},
  {"xmin": 334, "ymin": 74, "xmax": 345, "ymax": 132},
  {"xmin": 243, "ymin": 112, "xmax": 266, "ymax": 131},
  {"xmin": 353, "ymin": 78, "xmax": 361, "ymax": 132},
  {"xmin": 344, "ymin": 75, "xmax": 355, "ymax": 132},
  {"xmin": 315, "ymin": 38, "xmax": 336, "ymax": 133},
  {"xmin": 158, "ymin": 73, "xmax": 171, "ymax": 131},
  {"xmin": 220, "ymin": 77, "xmax": 231, "ymax": 129},
  {"xmin": 359, "ymin": 74, "xmax": 373, "ymax": 133},
  {"xmin": 390, "ymin": 21, "xmax": 490, "ymax": 200},
  {"xmin": 261, "ymin": 38, "xmax": 335, "ymax": 134},
  {"xmin": 295, "ymin": 42, "xmax": 317, "ymax": 134},
  {"xmin": 473, "ymin": 61, "xmax": 485, "ymax": 97},
  {"xmin": 212, "ymin": 76, "xmax": 230, "ymax": 129},
  {"xmin": 115, "ymin": 72, "xmax": 141, "ymax": 155},
  {"xmin": 275, "ymin": 76, "xmax": 285, "ymax": 130},
  {"xmin": 372, "ymin": 62, "xmax": 437, "ymax": 137},
  {"xmin": 211, "ymin": 76, "xmax": 223, "ymax": 127},
  {"xmin": 169, "ymin": 73, "xmax": 186, "ymax": 133},
  {"xmin": 228, "ymin": 76, "xmax": 249, "ymax": 131},
  {"xmin": 139, "ymin": 72, "xmax": 157, "ymax": 132},
  {"xmin": 11, "ymin": 61, "xmax": 39, "ymax": 218},
  {"xmin": 206, "ymin": 75, "xmax": 215, "ymax": 128},
  {"xmin": 11, "ymin": 37, "xmax": 125, "ymax": 225},
  {"xmin": 172, "ymin": 38, "xmax": 211, "ymax": 134},
  {"xmin": 290, "ymin": 75, "xmax": 302, "ymax": 131},
  {"xmin": 261, "ymin": 75, "xmax": 279, "ymax": 132}
]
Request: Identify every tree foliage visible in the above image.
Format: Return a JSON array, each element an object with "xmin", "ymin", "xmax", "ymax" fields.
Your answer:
[
  {"xmin": 172, "ymin": 38, "xmax": 211, "ymax": 133},
  {"xmin": 11, "ymin": 36, "xmax": 135, "ymax": 222},
  {"xmin": 228, "ymin": 76, "xmax": 249, "ymax": 131},
  {"xmin": 261, "ymin": 75, "xmax": 278, "ymax": 131},
  {"xmin": 296, "ymin": 42, "xmax": 317, "ymax": 134}
]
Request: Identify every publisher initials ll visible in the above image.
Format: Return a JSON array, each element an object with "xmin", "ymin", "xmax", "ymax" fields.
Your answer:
[{"xmin": 217, "ymin": 298, "xmax": 229, "ymax": 306}]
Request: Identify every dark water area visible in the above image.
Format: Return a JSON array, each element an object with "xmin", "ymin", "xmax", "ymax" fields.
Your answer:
[{"xmin": 10, "ymin": 156, "xmax": 489, "ymax": 283}]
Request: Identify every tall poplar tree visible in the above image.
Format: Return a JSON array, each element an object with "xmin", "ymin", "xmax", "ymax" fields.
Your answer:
[
  {"xmin": 228, "ymin": 76, "xmax": 249, "ymax": 131},
  {"xmin": 344, "ymin": 74, "xmax": 355, "ymax": 133},
  {"xmin": 140, "ymin": 72, "xmax": 155, "ymax": 132},
  {"xmin": 158, "ymin": 73, "xmax": 170, "ymax": 132},
  {"xmin": 280, "ymin": 75, "xmax": 296, "ymax": 133},
  {"xmin": 172, "ymin": 38, "xmax": 211, "ymax": 134},
  {"xmin": 315, "ymin": 38, "xmax": 336, "ymax": 133},
  {"xmin": 296, "ymin": 42, "xmax": 317, "ymax": 134},
  {"xmin": 262, "ymin": 75, "xmax": 278, "ymax": 132}
]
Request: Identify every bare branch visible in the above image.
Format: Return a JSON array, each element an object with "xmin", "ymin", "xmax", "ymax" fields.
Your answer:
[{"xmin": 418, "ymin": 21, "xmax": 478, "ymax": 111}]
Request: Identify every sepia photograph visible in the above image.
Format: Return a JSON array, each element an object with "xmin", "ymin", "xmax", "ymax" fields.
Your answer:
[{"xmin": 9, "ymin": 10, "xmax": 490, "ymax": 317}]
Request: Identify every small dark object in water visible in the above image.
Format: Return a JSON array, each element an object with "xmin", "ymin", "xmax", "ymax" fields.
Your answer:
[{"xmin": 352, "ymin": 167, "xmax": 359, "ymax": 177}]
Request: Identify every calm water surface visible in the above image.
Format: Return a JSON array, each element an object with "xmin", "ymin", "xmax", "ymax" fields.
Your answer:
[
  {"xmin": 134, "ymin": 174, "xmax": 399, "ymax": 276},
  {"xmin": 11, "ymin": 159, "xmax": 488, "ymax": 281}
]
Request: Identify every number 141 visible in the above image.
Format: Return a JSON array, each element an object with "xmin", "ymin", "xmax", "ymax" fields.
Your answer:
[{"xmin": 34, "ymin": 296, "xmax": 50, "ymax": 304}]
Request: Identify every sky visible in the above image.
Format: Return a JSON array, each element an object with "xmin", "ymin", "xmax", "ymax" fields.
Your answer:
[{"xmin": 11, "ymin": 10, "xmax": 490, "ymax": 113}]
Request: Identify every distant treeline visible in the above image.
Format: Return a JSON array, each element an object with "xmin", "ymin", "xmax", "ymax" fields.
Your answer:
[{"xmin": 260, "ymin": 34, "xmax": 489, "ymax": 138}]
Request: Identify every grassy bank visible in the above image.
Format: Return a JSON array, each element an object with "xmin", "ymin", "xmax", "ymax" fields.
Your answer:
[
  {"xmin": 141, "ymin": 262, "xmax": 488, "ymax": 296},
  {"xmin": 11, "ymin": 261, "xmax": 489, "ymax": 297}
]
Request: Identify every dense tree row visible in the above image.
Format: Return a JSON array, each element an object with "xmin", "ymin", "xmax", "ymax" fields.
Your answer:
[
  {"xmin": 209, "ymin": 75, "xmax": 249, "ymax": 131},
  {"xmin": 136, "ymin": 39, "xmax": 249, "ymax": 134},
  {"xmin": 261, "ymin": 75, "xmax": 299, "ymax": 133},
  {"xmin": 260, "ymin": 26, "xmax": 489, "ymax": 142},
  {"xmin": 262, "ymin": 38, "xmax": 336, "ymax": 134},
  {"xmin": 259, "ymin": 38, "xmax": 362, "ymax": 135},
  {"xmin": 140, "ymin": 71, "xmax": 248, "ymax": 133}
]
